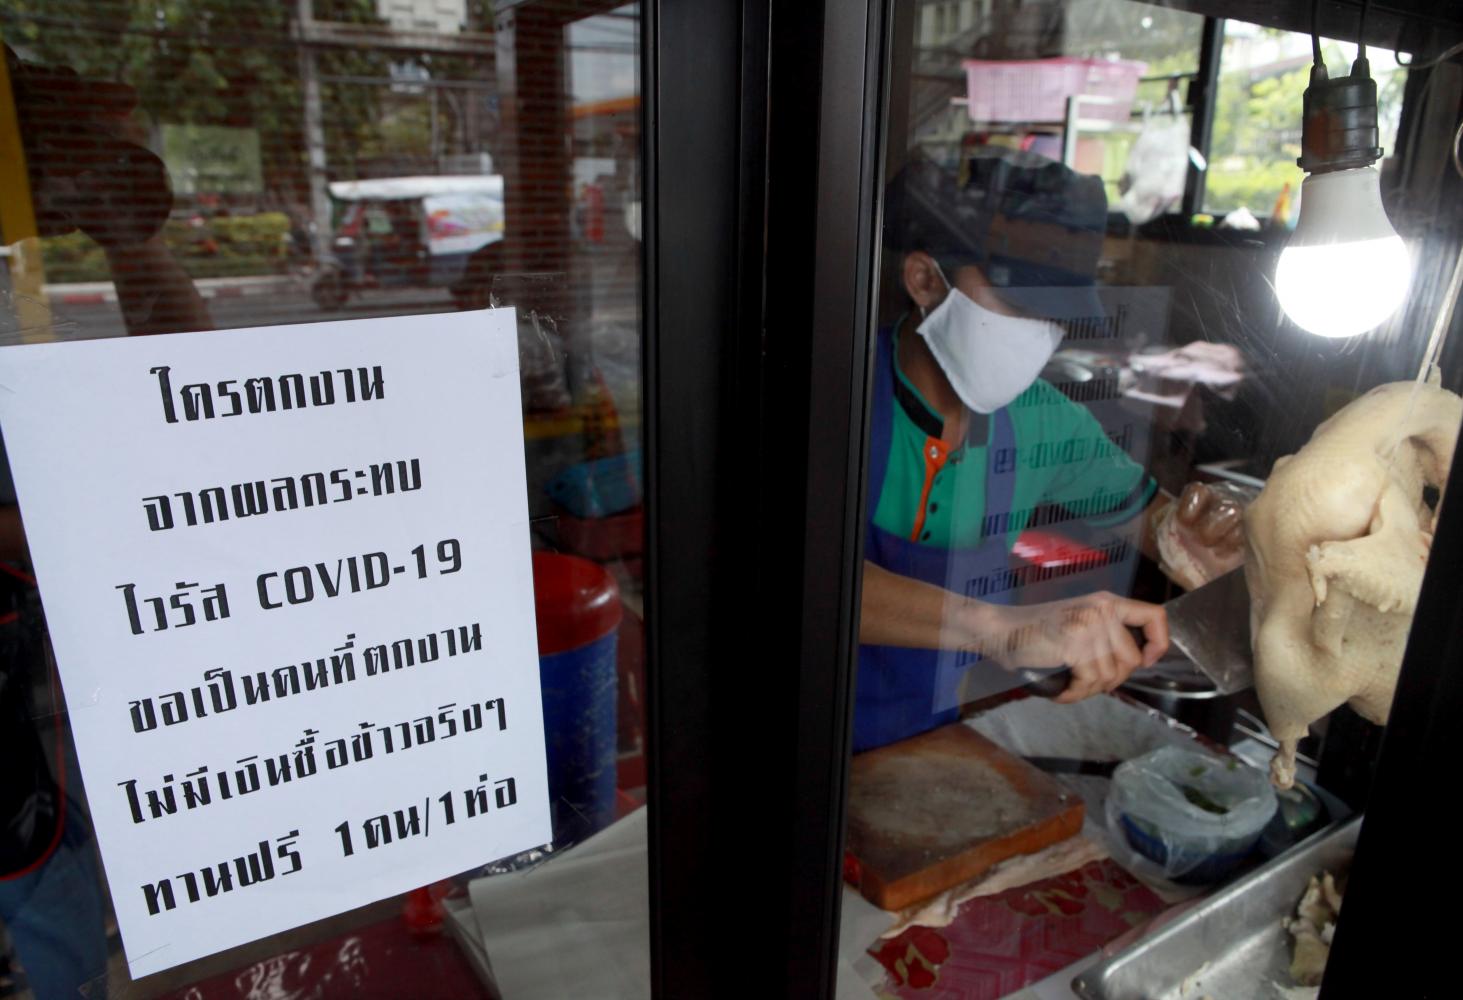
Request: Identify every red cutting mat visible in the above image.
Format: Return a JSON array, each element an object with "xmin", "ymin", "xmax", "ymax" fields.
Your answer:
[
  {"xmin": 870, "ymin": 858, "xmax": 1165, "ymax": 998},
  {"xmin": 152, "ymin": 907, "xmax": 490, "ymax": 1000}
]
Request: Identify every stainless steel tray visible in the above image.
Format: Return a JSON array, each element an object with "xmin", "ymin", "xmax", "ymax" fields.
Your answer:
[{"xmin": 1072, "ymin": 817, "xmax": 1361, "ymax": 1000}]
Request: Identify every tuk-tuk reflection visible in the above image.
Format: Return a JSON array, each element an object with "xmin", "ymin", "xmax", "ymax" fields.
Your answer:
[{"xmin": 311, "ymin": 174, "xmax": 504, "ymax": 310}]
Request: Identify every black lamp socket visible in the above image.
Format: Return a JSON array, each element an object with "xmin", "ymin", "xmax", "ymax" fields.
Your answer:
[{"xmin": 1297, "ymin": 58, "xmax": 1384, "ymax": 174}]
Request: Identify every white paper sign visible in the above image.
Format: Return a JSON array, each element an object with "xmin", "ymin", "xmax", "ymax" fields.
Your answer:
[{"xmin": 0, "ymin": 310, "xmax": 551, "ymax": 977}]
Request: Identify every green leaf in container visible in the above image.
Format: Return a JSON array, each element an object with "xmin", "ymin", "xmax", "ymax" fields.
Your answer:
[{"xmin": 1181, "ymin": 784, "xmax": 1230, "ymax": 815}]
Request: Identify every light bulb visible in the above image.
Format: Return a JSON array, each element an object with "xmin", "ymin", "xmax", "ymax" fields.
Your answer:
[{"xmin": 1276, "ymin": 166, "xmax": 1410, "ymax": 338}]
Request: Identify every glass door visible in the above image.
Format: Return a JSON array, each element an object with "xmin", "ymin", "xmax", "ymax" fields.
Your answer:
[
  {"xmin": 816, "ymin": 2, "xmax": 1463, "ymax": 998},
  {"xmin": 0, "ymin": 2, "xmax": 666, "ymax": 996}
]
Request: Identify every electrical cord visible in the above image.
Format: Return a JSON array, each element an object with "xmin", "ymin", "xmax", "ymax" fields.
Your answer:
[
  {"xmin": 1454, "ymin": 116, "xmax": 1463, "ymax": 179},
  {"xmin": 1317, "ymin": 0, "xmax": 1462, "ymax": 71},
  {"xmin": 1396, "ymin": 39, "xmax": 1463, "ymax": 70},
  {"xmin": 1359, "ymin": 0, "xmax": 1370, "ymax": 64},
  {"xmin": 1312, "ymin": 0, "xmax": 1324, "ymax": 67},
  {"xmin": 1392, "ymin": 29, "xmax": 1463, "ymax": 182}
]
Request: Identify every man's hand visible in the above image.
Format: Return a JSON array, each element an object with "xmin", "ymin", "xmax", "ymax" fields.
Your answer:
[
  {"xmin": 1155, "ymin": 482, "xmax": 1251, "ymax": 589},
  {"xmin": 960, "ymin": 592, "xmax": 1169, "ymax": 703}
]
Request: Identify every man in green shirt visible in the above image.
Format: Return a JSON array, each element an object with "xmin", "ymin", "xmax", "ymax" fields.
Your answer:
[{"xmin": 854, "ymin": 149, "xmax": 1243, "ymax": 751}]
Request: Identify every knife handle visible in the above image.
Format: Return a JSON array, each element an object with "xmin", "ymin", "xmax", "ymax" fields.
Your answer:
[
  {"xmin": 1022, "ymin": 627, "xmax": 1150, "ymax": 698},
  {"xmin": 1022, "ymin": 667, "xmax": 1073, "ymax": 698}
]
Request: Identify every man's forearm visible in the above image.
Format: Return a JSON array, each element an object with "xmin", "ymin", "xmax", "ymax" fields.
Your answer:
[{"xmin": 860, "ymin": 560, "xmax": 986, "ymax": 649}]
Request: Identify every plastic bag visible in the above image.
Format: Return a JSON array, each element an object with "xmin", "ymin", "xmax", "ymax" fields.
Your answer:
[
  {"xmin": 589, "ymin": 319, "xmax": 642, "ymax": 416},
  {"xmin": 1115, "ymin": 97, "xmax": 1192, "ymax": 225},
  {"xmin": 1106, "ymin": 746, "xmax": 1277, "ymax": 882},
  {"xmin": 517, "ymin": 310, "xmax": 573, "ymax": 413},
  {"xmin": 1155, "ymin": 480, "xmax": 1258, "ymax": 591}
]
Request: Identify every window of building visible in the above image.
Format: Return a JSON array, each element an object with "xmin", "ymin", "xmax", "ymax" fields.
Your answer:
[{"xmin": 1204, "ymin": 21, "xmax": 1408, "ymax": 218}]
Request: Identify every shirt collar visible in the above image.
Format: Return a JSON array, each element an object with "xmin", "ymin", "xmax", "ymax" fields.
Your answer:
[{"xmin": 891, "ymin": 318, "xmax": 990, "ymax": 447}]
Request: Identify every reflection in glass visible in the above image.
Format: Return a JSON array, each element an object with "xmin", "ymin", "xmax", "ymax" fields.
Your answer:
[
  {"xmin": 0, "ymin": 1, "xmax": 645, "ymax": 995},
  {"xmin": 845, "ymin": 4, "xmax": 1460, "ymax": 997}
]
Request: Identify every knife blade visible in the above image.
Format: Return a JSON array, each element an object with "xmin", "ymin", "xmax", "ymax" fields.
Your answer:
[
  {"xmin": 1022, "ymin": 755, "xmax": 1121, "ymax": 777},
  {"xmin": 1163, "ymin": 568, "xmax": 1255, "ymax": 694}
]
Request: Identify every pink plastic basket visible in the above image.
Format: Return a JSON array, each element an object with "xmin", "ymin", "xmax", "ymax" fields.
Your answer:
[
  {"xmin": 962, "ymin": 57, "xmax": 1146, "ymax": 125},
  {"xmin": 1080, "ymin": 58, "xmax": 1147, "ymax": 121}
]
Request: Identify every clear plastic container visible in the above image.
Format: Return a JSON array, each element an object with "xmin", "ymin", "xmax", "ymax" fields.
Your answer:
[{"xmin": 1106, "ymin": 747, "xmax": 1278, "ymax": 883}]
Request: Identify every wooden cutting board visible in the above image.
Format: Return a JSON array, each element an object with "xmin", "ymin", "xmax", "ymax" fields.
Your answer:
[{"xmin": 845, "ymin": 724, "xmax": 1085, "ymax": 911}]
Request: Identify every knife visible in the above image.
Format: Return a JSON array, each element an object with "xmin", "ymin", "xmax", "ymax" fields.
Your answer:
[
  {"xmin": 1018, "ymin": 572, "xmax": 1257, "ymax": 700},
  {"xmin": 1162, "ymin": 568, "xmax": 1255, "ymax": 694},
  {"xmin": 1020, "ymin": 574, "xmax": 1257, "ymax": 695},
  {"xmin": 1018, "ymin": 667, "xmax": 1073, "ymax": 697},
  {"xmin": 1022, "ymin": 755, "xmax": 1120, "ymax": 777}
]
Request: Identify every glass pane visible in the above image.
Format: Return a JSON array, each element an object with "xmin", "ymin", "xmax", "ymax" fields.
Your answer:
[
  {"xmin": 843, "ymin": 2, "xmax": 1457, "ymax": 997},
  {"xmin": 0, "ymin": 1, "xmax": 646, "ymax": 996}
]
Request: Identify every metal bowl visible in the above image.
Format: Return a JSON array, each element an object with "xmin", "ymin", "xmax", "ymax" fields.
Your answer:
[{"xmin": 1121, "ymin": 659, "xmax": 1238, "ymax": 744}]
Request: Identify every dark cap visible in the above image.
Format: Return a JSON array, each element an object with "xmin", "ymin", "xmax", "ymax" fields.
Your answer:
[{"xmin": 884, "ymin": 147, "xmax": 1108, "ymax": 321}]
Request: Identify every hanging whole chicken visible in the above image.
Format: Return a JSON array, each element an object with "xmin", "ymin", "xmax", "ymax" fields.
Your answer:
[{"xmin": 1244, "ymin": 379, "xmax": 1462, "ymax": 788}]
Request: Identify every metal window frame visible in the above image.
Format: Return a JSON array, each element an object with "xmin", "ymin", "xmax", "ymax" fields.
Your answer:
[{"xmin": 1183, "ymin": 15, "xmax": 1224, "ymax": 216}]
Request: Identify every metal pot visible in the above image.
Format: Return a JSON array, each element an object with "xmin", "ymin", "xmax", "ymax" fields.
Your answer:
[{"xmin": 1120, "ymin": 659, "xmax": 1239, "ymax": 745}]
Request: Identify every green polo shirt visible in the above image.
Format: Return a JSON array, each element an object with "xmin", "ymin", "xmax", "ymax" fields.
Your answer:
[{"xmin": 872, "ymin": 326, "xmax": 1156, "ymax": 550}]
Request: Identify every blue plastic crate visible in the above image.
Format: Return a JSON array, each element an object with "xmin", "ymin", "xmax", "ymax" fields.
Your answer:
[{"xmin": 545, "ymin": 450, "xmax": 642, "ymax": 518}]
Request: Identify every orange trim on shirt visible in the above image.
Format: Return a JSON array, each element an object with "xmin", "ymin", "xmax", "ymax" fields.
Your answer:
[{"xmin": 909, "ymin": 436, "xmax": 951, "ymax": 541}]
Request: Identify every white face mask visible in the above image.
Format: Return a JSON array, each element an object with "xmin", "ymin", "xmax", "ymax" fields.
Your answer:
[{"xmin": 915, "ymin": 265, "xmax": 1064, "ymax": 414}]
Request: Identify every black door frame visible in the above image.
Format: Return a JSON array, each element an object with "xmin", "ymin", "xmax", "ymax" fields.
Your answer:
[{"xmin": 642, "ymin": 0, "xmax": 885, "ymax": 994}]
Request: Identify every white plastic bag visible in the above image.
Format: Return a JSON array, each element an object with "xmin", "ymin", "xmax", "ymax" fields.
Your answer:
[
  {"xmin": 1116, "ymin": 96, "xmax": 1192, "ymax": 225},
  {"xmin": 1106, "ymin": 747, "xmax": 1277, "ymax": 882}
]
